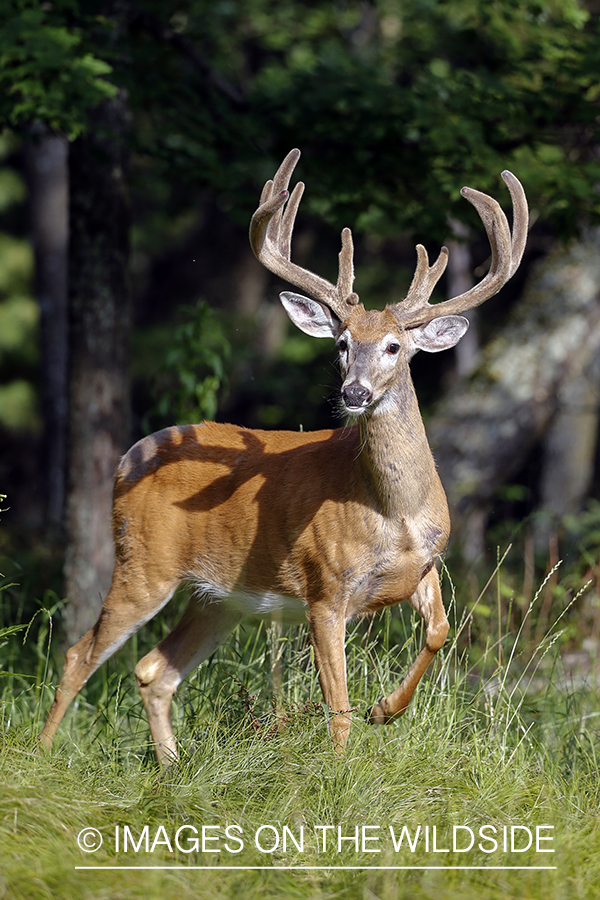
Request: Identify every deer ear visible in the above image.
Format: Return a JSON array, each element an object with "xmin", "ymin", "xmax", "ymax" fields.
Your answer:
[
  {"xmin": 280, "ymin": 292, "xmax": 342, "ymax": 339},
  {"xmin": 410, "ymin": 315, "xmax": 469, "ymax": 353}
]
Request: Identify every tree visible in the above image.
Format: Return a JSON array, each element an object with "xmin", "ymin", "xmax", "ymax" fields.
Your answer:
[
  {"xmin": 428, "ymin": 229, "xmax": 600, "ymax": 560},
  {"xmin": 1, "ymin": 1, "xmax": 131, "ymax": 640},
  {"xmin": 63, "ymin": 90, "xmax": 131, "ymax": 641},
  {"xmin": 3, "ymin": 0, "xmax": 600, "ymax": 635}
]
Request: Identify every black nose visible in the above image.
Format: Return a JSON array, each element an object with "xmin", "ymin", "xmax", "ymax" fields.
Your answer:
[{"xmin": 342, "ymin": 383, "xmax": 373, "ymax": 409}]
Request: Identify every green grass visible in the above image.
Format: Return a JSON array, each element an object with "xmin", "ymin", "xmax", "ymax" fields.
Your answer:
[{"xmin": 0, "ymin": 560, "xmax": 599, "ymax": 900}]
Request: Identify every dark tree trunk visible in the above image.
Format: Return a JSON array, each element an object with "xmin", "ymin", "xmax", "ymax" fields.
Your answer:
[
  {"xmin": 63, "ymin": 93, "xmax": 131, "ymax": 644},
  {"xmin": 24, "ymin": 131, "xmax": 69, "ymax": 530}
]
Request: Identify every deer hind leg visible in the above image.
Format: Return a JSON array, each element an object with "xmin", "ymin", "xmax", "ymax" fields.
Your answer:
[
  {"xmin": 134, "ymin": 596, "xmax": 242, "ymax": 766},
  {"xmin": 370, "ymin": 566, "xmax": 449, "ymax": 725},
  {"xmin": 40, "ymin": 566, "xmax": 179, "ymax": 750}
]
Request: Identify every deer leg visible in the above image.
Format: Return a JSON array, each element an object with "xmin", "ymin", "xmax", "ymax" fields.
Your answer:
[
  {"xmin": 370, "ymin": 566, "xmax": 448, "ymax": 724},
  {"xmin": 309, "ymin": 604, "xmax": 351, "ymax": 753},
  {"xmin": 40, "ymin": 567, "xmax": 178, "ymax": 749},
  {"xmin": 135, "ymin": 597, "xmax": 242, "ymax": 765}
]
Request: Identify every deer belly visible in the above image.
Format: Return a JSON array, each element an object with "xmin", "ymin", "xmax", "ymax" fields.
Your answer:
[{"xmin": 191, "ymin": 579, "xmax": 308, "ymax": 625}]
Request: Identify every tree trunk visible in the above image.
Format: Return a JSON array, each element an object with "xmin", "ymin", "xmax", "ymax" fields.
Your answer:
[
  {"xmin": 535, "ymin": 346, "xmax": 600, "ymax": 549},
  {"xmin": 428, "ymin": 230, "xmax": 600, "ymax": 561},
  {"xmin": 447, "ymin": 218, "xmax": 479, "ymax": 377},
  {"xmin": 63, "ymin": 93, "xmax": 131, "ymax": 644},
  {"xmin": 24, "ymin": 130, "xmax": 69, "ymax": 530}
]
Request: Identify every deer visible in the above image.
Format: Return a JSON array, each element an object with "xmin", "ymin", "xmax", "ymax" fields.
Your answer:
[{"xmin": 41, "ymin": 149, "xmax": 528, "ymax": 763}]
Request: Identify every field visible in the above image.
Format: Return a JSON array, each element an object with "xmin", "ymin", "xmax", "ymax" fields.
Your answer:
[{"xmin": 0, "ymin": 555, "xmax": 599, "ymax": 900}]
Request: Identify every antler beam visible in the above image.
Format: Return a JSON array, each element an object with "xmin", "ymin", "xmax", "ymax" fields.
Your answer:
[
  {"xmin": 249, "ymin": 149, "xmax": 361, "ymax": 320},
  {"xmin": 393, "ymin": 172, "xmax": 528, "ymax": 328}
]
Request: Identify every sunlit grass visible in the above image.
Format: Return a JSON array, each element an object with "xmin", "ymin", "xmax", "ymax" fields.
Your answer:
[{"xmin": 0, "ymin": 552, "xmax": 599, "ymax": 899}]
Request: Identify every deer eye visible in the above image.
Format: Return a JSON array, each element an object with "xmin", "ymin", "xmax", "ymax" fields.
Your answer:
[
  {"xmin": 338, "ymin": 339, "xmax": 348, "ymax": 353},
  {"xmin": 386, "ymin": 342, "xmax": 400, "ymax": 355}
]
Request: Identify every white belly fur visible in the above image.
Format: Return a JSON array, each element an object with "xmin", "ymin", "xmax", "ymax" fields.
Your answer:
[{"xmin": 192, "ymin": 579, "xmax": 308, "ymax": 625}]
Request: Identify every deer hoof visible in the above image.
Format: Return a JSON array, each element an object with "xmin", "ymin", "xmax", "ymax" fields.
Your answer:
[{"xmin": 369, "ymin": 700, "xmax": 388, "ymax": 725}]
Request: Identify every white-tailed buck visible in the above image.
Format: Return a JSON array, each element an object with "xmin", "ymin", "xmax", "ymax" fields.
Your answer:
[{"xmin": 42, "ymin": 150, "xmax": 527, "ymax": 762}]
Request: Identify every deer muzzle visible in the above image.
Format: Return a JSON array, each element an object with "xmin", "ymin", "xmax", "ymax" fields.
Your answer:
[{"xmin": 342, "ymin": 382, "xmax": 373, "ymax": 411}]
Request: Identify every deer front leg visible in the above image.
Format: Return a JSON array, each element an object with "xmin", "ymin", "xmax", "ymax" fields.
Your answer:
[
  {"xmin": 370, "ymin": 566, "xmax": 448, "ymax": 724},
  {"xmin": 309, "ymin": 603, "xmax": 351, "ymax": 753}
]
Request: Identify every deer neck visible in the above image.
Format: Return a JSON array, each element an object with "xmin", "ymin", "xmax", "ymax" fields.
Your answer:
[{"xmin": 357, "ymin": 368, "xmax": 438, "ymax": 520}]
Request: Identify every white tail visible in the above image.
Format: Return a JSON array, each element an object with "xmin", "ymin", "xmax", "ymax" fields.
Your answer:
[{"xmin": 42, "ymin": 150, "xmax": 528, "ymax": 762}]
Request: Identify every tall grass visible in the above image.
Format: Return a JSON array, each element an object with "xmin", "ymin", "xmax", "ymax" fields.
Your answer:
[{"xmin": 0, "ymin": 548, "xmax": 599, "ymax": 900}]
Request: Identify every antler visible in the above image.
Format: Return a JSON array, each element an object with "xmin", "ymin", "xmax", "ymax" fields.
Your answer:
[
  {"xmin": 249, "ymin": 149, "xmax": 361, "ymax": 320},
  {"xmin": 392, "ymin": 171, "xmax": 528, "ymax": 328}
]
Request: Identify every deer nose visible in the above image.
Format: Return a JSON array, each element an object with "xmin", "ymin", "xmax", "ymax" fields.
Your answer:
[{"xmin": 342, "ymin": 382, "xmax": 373, "ymax": 409}]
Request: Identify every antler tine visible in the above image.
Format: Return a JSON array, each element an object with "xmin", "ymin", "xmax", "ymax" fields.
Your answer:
[
  {"xmin": 250, "ymin": 149, "xmax": 361, "ymax": 320},
  {"xmin": 264, "ymin": 148, "xmax": 301, "ymax": 249},
  {"xmin": 249, "ymin": 149, "xmax": 300, "ymax": 263},
  {"xmin": 259, "ymin": 179, "xmax": 274, "ymax": 206},
  {"xmin": 392, "ymin": 173, "xmax": 525, "ymax": 329},
  {"xmin": 403, "ymin": 244, "xmax": 449, "ymax": 310},
  {"xmin": 279, "ymin": 181, "xmax": 305, "ymax": 261},
  {"xmin": 501, "ymin": 170, "xmax": 528, "ymax": 278},
  {"xmin": 337, "ymin": 227, "xmax": 359, "ymax": 306}
]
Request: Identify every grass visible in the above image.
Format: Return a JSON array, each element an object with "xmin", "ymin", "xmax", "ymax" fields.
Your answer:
[{"xmin": 0, "ymin": 551, "xmax": 599, "ymax": 900}]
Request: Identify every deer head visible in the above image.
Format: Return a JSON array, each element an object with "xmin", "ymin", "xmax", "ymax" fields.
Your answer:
[{"xmin": 250, "ymin": 149, "xmax": 528, "ymax": 414}]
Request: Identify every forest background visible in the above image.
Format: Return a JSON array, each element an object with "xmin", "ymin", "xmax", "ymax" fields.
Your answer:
[
  {"xmin": 2, "ymin": 3, "xmax": 600, "ymax": 899},
  {"xmin": 2, "ymin": 0, "xmax": 600, "ymax": 704}
]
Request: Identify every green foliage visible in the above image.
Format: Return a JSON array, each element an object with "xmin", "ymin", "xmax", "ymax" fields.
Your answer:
[
  {"xmin": 0, "ymin": 496, "xmax": 23, "ymax": 668},
  {"xmin": 148, "ymin": 301, "xmax": 231, "ymax": 427},
  {"xmin": 0, "ymin": 296, "xmax": 38, "ymax": 363},
  {"xmin": 252, "ymin": 0, "xmax": 600, "ymax": 239},
  {"xmin": 3, "ymin": 0, "xmax": 600, "ymax": 240},
  {"xmin": 0, "ymin": 144, "xmax": 39, "ymax": 433},
  {"xmin": 0, "ymin": 166, "xmax": 26, "ymax": 213},
  {"xmin": 0, "ymin": 1, "xmax": 118, "ymax": 138},
  {"xmin": 123, "ymin": 0, "xmax": 600, "ymax": 240},
  {"xmin": 0, "ymin": 379, "xmax": 40, "ymax": 432},
  {"xmin": 563, "ymin": 499, "xmax": 600, "ymax": 563},
  {"xmin": 0, "ymin": 238, "xmax": 33, "ymax": 297}
]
